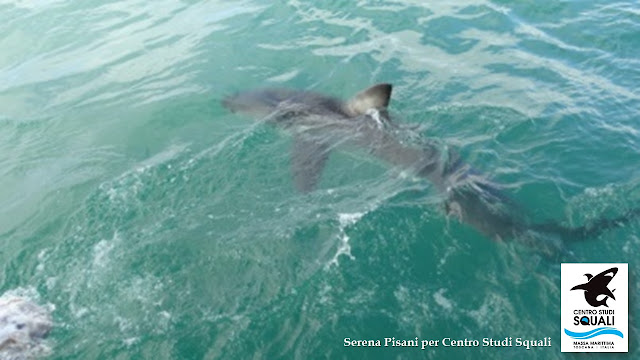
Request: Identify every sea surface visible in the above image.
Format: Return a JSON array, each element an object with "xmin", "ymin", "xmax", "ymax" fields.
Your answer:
[{"xmin": 1, "ymin": 0, "xmax": 639, "ymax": 359}]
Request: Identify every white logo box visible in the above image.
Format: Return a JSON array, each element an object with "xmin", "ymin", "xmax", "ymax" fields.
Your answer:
[{"xmin": 561, "ymin": 263, "xmax": 628, "ymax": 352}]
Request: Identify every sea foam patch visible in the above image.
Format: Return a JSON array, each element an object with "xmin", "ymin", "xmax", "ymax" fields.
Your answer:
[{"xmin": 0, "ymin": 290, "xmax": 53, "ymax": 359}]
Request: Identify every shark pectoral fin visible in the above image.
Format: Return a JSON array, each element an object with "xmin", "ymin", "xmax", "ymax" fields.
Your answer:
[
  {"xmin": 345, "ymin": 83, "xmax": 393, "ymax": 116},
  {"xmin": 603, "ymin": 288, "xmax": 616, "ymax": 300},
  {"xmin": 291, "ymin": 136, "xmax": 330, "ymax": 193}
]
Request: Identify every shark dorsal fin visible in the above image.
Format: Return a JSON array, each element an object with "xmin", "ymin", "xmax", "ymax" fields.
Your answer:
[{"xmin": 345, "ymin": 83, "xmax": 392, "ymax": 116}]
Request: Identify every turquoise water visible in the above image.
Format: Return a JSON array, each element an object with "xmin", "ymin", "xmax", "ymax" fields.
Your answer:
[{"xmin": 1, "ymin": 0, "xmax": 639, "ymax": 359}]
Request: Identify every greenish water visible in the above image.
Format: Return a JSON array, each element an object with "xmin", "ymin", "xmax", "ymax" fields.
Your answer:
[{"xmin": 1, "ymin": 0, "xmax": 639, "ymax": 359}]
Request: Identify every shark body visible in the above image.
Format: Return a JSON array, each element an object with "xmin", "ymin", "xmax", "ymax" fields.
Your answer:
[
  {"xmin": 571, "ymin": 267, "xmax": 617, "ymax": 307},
  {"xmin": 222, "ymin": 83, "xmax": 636, "ymax": 249}
]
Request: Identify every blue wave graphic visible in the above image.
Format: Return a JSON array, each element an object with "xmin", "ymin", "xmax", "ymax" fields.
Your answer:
[{"xmin": 564, "ymin": 327, "xmax": 624, "ymax": 339}]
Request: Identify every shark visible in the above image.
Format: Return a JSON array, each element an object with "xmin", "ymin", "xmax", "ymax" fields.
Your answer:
[
  {"xmin": 222, "ymin": 83, "xmax": 638, "ymax": 252},
  {"xmin": 570, "ymin": 267, "xmax": 617, "ymax": 307}
]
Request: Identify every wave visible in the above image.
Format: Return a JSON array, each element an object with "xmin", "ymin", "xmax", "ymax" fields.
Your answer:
[{"xmin": 564, "ymin": 327, "xmax": 624, "ymax": 339}]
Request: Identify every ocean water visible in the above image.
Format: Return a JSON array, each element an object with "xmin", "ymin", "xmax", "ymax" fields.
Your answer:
[{"xmin": 1, "ymin": 0, "xmax": 639, "ymax": 359}]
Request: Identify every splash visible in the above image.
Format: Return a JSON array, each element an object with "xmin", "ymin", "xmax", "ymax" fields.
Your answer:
[
  {"xmin": 0, "ymin": 289, "xmax": 54, "ymax": 360},
  {"xmin": 326, "ymin": 212, "xmax": 365, "ymax": 268}
]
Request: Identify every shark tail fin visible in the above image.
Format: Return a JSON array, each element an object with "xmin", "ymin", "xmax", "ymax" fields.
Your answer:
[
  {"xmin": 344, "ymin": 83, "xmax": 392, "ymax": 116},
  {"xmin": 533, "ymin": 207, "xmax": 640, "ymax": 241}
]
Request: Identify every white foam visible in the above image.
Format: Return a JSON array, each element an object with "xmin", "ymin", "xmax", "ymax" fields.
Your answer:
[
  {"xmin": 433, "ymin": 288, "xmax": 453, "ymax": 311},
  {"xmin": 92, "ymin": 231, "xmax": 121, "ymax": 268},
  {"xmin": 338, "ymin": 212, "xmax": 365, "ymax": 227},
  {"xmin": 0, "ymin": 289, "xmax": 53, "ymax": 360},
  {"xmin": 326, "ymin": 212, "xmax": 366, "ymax": 268},
  {"xmin": 365, "ymin": 108, "xmax": 385, "ymax": 128},
  {"xmin": 583, "ymin": 184, "xmax": 615, "ymax": 197}
]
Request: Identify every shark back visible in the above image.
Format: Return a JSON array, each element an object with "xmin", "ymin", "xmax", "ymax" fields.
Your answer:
[
  {"xmin": 223, "ymin": 84, "xmax": 394, "ymax": 192},
  {"xmin": 223, "ymin": 84, "xmax": 393, "ymax": 123},
  {"xmin": 223, "ymin": 88, "xmax": 347, "ymax": 121}
]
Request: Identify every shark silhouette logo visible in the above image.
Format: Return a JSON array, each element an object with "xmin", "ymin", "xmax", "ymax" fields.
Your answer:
[{"xmin": 570, "ymin": 267, "xmax": 617, "ymax": 307}]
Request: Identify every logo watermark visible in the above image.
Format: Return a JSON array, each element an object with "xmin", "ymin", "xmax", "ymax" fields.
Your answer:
[{"xmin": 561, "ymin": 263, "xmax": 628, "ymax": 352}]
